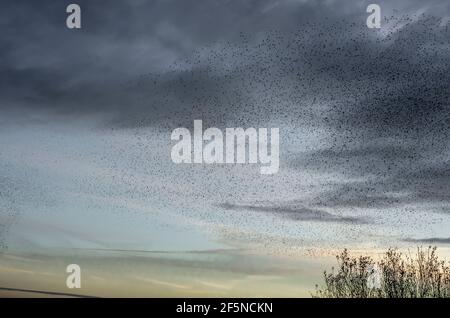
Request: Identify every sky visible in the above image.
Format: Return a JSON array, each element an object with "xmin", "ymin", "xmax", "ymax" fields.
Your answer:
[{"xmin": 1, "ymin": 0, "xmax": 450, "ymax": 296}]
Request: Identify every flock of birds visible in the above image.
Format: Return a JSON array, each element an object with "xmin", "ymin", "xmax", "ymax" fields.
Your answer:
[{"xmin": 1, "ymin": 14, "xmax": 450, "ymax": 252}]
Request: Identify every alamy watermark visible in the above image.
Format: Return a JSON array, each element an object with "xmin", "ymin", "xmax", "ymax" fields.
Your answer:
[
  {"xmin": 171, "ymin": 120, "xmax": 279, "ymax": 175},
  {"xmin": 65, "ymin": 3, "xmax": 380, "ymax": 30},
  {"xmin": 367, "ymin": 4, "xmax": 381, "ymax": 29},
  {"xmin": 66, "ymin": 264, "xmax": 81, "ymax": 289},
  {"xmin": 66, "ymin": 4, "xmax": 81, "ymax": 29}
]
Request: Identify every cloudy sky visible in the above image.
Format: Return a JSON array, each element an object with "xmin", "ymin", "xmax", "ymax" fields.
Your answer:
[{"xmin": 1, "ymin": 0, "xmax": 450, "ymax": 296}]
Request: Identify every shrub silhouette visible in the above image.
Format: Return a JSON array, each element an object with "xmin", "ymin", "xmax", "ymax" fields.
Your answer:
[{"xmin": 315, "ymin": 247, "xmax": 450, "ymax": 298}]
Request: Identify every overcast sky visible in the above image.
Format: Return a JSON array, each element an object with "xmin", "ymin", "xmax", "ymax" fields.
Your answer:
[{"xmin": 1, "ymin": 0, "xmax": 450, "ymax": 254}]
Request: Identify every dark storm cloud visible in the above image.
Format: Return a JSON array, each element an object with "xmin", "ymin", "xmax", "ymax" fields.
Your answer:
[
  {"xmin": 291, "ymin": 144, "xmax": 450, "ymax": 209},
  {"xmin": 321, "ymin": 162, "xmax": 450, "ymax": 210},
  {"xmin": 219, "ymin": 202, "xmax": 367, "ymax": 224},
  {"xmin": 291, "ymin": 144, "xmax": 421, "ymax": 176},
  {"xmin": 284, "ymin": 16, "xmax": 450, "ymax": 210},
  {"xmin": 2, "ymin": 0, "xmax": 448, "ymax": 123},
  {"xmin": 0, "ymin": 0, "xmax": 337, "ymax": 115},
  {"xmin": 94, "ymin": 14, "xmax": 450, "ymax": 131}
]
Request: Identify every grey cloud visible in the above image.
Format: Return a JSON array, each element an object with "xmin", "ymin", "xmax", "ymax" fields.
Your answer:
[
  {"xmin": 219, "ymin": 202, "xmax": 367, "ymax": 224},
  {"xmin": 288, "ymin": 137, "xmax": 450, "ymax": 208},
  {"xmin": 403, "ymin": 237, "xmax": 450, "ymax": 244},
  {"xmin": 291, "ymin": 144, "xmax": 421, "ymax": 175},
  {"xmin": 306, "ymin": 162, "xmax": 450, "ymax": 209}
]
